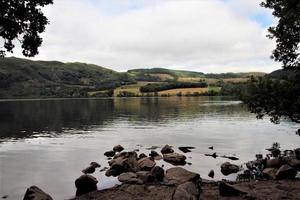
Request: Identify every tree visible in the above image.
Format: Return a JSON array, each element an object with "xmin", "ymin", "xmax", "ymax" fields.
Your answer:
[
  {"xmin": 0, "ymin": 0, "xmax": 53, "ymax": 57},
  {"xmin": 243, "ymin": 0, "xmax": 300, "ymax": 124},
  {"xmin": 261, "ymin": 0, "xmax": 300, "ymax": 68}
]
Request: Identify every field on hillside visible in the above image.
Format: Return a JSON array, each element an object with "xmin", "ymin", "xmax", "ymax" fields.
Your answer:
[
  {"xmin": 158, "ymin": 86, "xmax": 220, "ymax": 96},
  {"xmin": 178, "ymin": 77, "xmax": 249, "ymax": 83},
  {"xmin": 113, "ymin": 81, "xmax": 165, "ymax": 96}
]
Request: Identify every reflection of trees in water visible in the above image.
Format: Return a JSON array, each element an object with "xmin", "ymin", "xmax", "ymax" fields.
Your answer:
[
  {"xmin": 113, "ymin": 97, "xmax": 251, "ymax": 124},
  {"xmin": 0, "ymin": 97, "xmax": 250, "ymax": 140},
  {"xmin": 0, "ymin": 99, "xmax": 115, "ymax": 139}
]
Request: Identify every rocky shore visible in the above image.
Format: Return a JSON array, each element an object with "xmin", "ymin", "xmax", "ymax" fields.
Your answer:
[{"xmin": 23, "ymin": 144, "xmax": 300, "ymax": 200}]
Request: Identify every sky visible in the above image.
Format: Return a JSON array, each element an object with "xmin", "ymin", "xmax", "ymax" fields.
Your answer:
[{"xmin": 7, "ymin": 0, "xmax": 280, "ymax": 73}]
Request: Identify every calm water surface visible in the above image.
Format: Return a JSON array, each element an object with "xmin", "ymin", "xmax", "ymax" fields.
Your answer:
[{"xmin": 0, "ymin": 97, "xmax": 299, "ymax": 199}]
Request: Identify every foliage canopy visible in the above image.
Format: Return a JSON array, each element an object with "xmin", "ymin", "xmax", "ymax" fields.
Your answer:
[{"xmin": 0, "ymin": 0, "xmax": 53, "ymax": 57}]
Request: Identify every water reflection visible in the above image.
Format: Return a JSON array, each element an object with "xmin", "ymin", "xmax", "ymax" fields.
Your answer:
[{"xmin": 0, "ymin": 97, "xmax": 248, "ymax": 140}]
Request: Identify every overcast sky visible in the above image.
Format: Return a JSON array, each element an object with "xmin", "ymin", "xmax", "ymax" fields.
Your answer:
[{"xmin": 9, "ymin": 0, "xmax": 280, "ymax": 73}]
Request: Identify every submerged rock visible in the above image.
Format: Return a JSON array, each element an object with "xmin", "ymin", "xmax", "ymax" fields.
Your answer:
[
  {"xmin": 90, "ymin": 162, "xmax": 101, "ymax": 168},
  {"xmin": 205, "ymin": 152, "xmax": 217, "ymax": 159},
  {"xmin": 104, "ymin": 150, "xmax": 115, "ymax": 157},
  {"xmin": 208, "ymin": 146, "xmax": 214, "ymax": 150},
  {"xmin": 163, "ymin": 153, "xmax": 186, "ymax": 165},
  {"xmin": 75, "ymin": 175, "xmax": 98, "ymax": 196},
  {"xmin": 23, "ymin": 186, "xmax": 53, "ymax": 200},
  {"xmin": 220, "ymin": 162, "xmax": 240, "ymax": 176},
  {"xmin": 221, "ymin": 155, "xmax": 239, "ymax": 161},
  {"xmin": 82, "ymin": 165, "xmax": 96, "ymax": 174},
  {"xmin": 161, "ymin": 144, "xmax": 174, "ymax": 154},
  {"xmin": 113, "ymin": 145, "xmax": 124, "ymax": 152},
  {"xmin": 208, "ymin": 169, "xmax": 214, "ymax": 178},
  {"xmin": 178, "ymin": 146, "xmax": 195, "ymax": 153}
]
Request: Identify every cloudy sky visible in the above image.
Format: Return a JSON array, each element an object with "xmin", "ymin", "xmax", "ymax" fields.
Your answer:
[{"xmin": 10, "ymin": 0, "xmax": 280, "ymax": 73}]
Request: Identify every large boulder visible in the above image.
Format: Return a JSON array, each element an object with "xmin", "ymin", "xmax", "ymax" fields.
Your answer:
[
  {"xmin": 276, "ymin": 164, "xmax": 297, "ymax": 180},
  {"xmin": 165, "ymin": 167, "xmax": 200, "ymax": 185},
  {"xmin": 23, "ymin": 186, "xmax": 53, "ymax": 200},
  {"xmin": 150, "ymin": 166, "xmax": 165, "ymax": 181},
  {"xmin": 163, "ymin": 153, "xmax": 186, "ymax": 165},
  {"xmin": 137, "ymin": 157, "xmax": 156, "ymax": 171},
  {"xmin": 173, "ymin": 181, "xmax": 200, "ymax": 200},
  {"xmin": 262, "ymin": 168, "xmax": 277, "ymax": 180},
  {"xmin": 75, "ymin": 175, "xmax": 98, "ymax": 196},
  {"xmin": 220, "ymin": 162, "xmax": 240, "ymax": 176},
  {"xmin": 113, "ymin": 145, "xmax": 124, "ymax": 152},
  {"xmin": 266, "ymin": 158, "xmax": 283, "ymax": 168},
  {"xmin": 287, "ymin": 158, "xmax": 300, "ymax": 168},
  {"xmin": 90, "ymin": 162, "xmax": 101, "ymax": 168},
  {"xmin": 161, "ymin": 144, "xmax": 174, "ymax": 154},
  {"xmin": 219, "ymin": 181, "xmax": 248, "ymax": 197}
]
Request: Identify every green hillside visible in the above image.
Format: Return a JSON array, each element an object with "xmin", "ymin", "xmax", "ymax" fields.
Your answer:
[{"xmin": 0, "ymin": 57, "xmax": 135, "ymax": 98}]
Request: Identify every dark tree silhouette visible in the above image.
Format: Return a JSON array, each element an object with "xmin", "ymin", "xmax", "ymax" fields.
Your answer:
[
  {"xmin": 0, "ymin": 0, "xmax": 53, "ymax": 57},
  {"xmin": 261, "ymin": 0, "xmax": 300, "ymax": 68},
  {"xmin": 243, "ymin": 1, "xmax": 300, "ymax": 124}
]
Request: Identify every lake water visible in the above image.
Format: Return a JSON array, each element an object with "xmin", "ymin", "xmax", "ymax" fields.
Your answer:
[{"xmin": 0, "ymin": 97, "xmax": 299, "ymax": 199}]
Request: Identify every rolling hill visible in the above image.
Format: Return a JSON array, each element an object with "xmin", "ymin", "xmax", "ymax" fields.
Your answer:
[{"xmin": 0, "ymin": 57, "xmax": 135, "ymax": 98}]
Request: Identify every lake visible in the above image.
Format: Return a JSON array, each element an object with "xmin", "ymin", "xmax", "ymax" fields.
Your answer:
[{"xmin": 0, "ymin": 97, "xmax": 299, "ymax": 199}]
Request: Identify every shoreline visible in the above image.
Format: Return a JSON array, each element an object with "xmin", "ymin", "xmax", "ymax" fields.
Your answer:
[{"xmin": 22, "ymin": 144, "xmax": 300, "ymax": 200}]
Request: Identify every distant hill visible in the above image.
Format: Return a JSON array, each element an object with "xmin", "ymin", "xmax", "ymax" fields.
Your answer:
[
  {"xmin": 0, "ymin": 57, "xmax": 135, "ymax": 98},
  {"xmin": 128, "ymin": 68, "xmax": 205, "ymax": 81},
  {"xmin": 128, "ymin": 68, "xmax": 265, "ymax": 81},
  {"xmin": 267, "ymin": 69, "xmax": 300, "ymax": 80}
]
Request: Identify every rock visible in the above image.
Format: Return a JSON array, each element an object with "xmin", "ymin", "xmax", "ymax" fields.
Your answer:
[
  {"xmin": 262, "ymin": 168, "xmax": 277, "ymax": 180},
  {"xmin": 75, "ymin": 175, "xmax": 98, "ymax": 196},
  {"xmin": 149, "ymin": 151, "xmax": 162, "ymax": 160},
  {"xmin": 165, "ymin": 167, "xmax": 200, "ymax": 185},
  {"xmin": 136, "ymin": 171, "xmax": 155, "ymax": 183},
  {"xmin": 108, "ymin": 156, "xmax": 139, "ymax": 176},
  {"xmin": 219, "ymin": 181, "xmax": 247, "ymax": 197},
  {"xmin": 23, "ymin": 186, "xmax": 53, "ymax": 200},
  {"xmin": 205, "ymin": 152, "xmax": 217, "ymax": 158},
  {"xmin": 100, "ymin": 167, "xmax": 109, "ymax": 172},
  {"xmin": 173, "ymin": 181, "xmax": 200, "ymax": 200},
  {"xmin": 150, "ymin": 166, "xmax": 165, "ymax": 181},
  {"xmin": 163, "ymin": 153, "xmax": 186, "ymax": 165},
  {"xmin": 220, "ymin": 162, "xmax": 240, "ymax": 176},
  {"xmin": 208, "ymin": 146, "xmax": 214, "ymax": 150},
  {"xmin": 146, "ymin": 146, "xmax": 160, "ymax": 150},
  {"xmin": 276, "ymin": 164, "xmax": 297, "ymax": 180},
  {"xmin": 149, "ymin": 151, "xmax": 159, "ymax": 157},
  {"xmin": 271, "ymin": 149, "xmax": 281, "ymax": 157},
  {"xmin": 104, "ymin": 150, "xmax": 115, "ymax": 157},
  {"xmin": 266, "ymin": 158, "xmax": 283, "ymax": 168},
  {"xmin": 295, "ymin": 148, "xmax": 300, "ymax": 159},
  {"xmin": 161, "ymin": 144, "xmax": 174, "ymax": 154},
  {"xmin": 221, "ymin": 155, "xmax": 239, "ymax": 160},
  {"xmin": 82, "ymin": 165, "xmax": 96, "ymax": 174},
  {"xmin": 113, "ymin": 151, "xmax": 137, "ymax": 160},
  {"xmin": 2, "ymin": 195, "xmax": 8, "ymax": 199},
  {"xmin": 287, "ymin": 158, "xmax": 300, "ymax": 168},
  {"xmin": 105, "ymin": 169, "xmax": 119, "ymax": 177},
  {"xmin": 113, "ymin": 145, "xmax": 124, "ymax": 152},
  {"xmin": 246, "ymin": 159, "xmax": 265, "ymax": 170},
  {"xmin": 137, "ymin": 157, "xmax": 156, "ymax": 171},
  {"xmin": 90, "ymin": 162, "xmax": 101, "ymax": 168},
  {"xmin": 138, "ymin": 153, "xmax": 147, "ymax": 160},
  {"xmin": 256, "ymin": 154, "xmax": 263, "ymax": 159},
  {"xmin": 118, "ymin": 172, "xmax": 141, "ymax": 184},
  {"xmin": 208, "ymin": 170, "xmax": 214, "ymax": 178},
  {"xmin": 178, "ymin": 146, "xmax": 195, "ymax": 153}
]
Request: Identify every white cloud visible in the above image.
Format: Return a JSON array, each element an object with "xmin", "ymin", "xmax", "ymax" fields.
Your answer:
[{"xmin": 9, "ymin": 0, "xmax": 279, "ymax": 73}]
